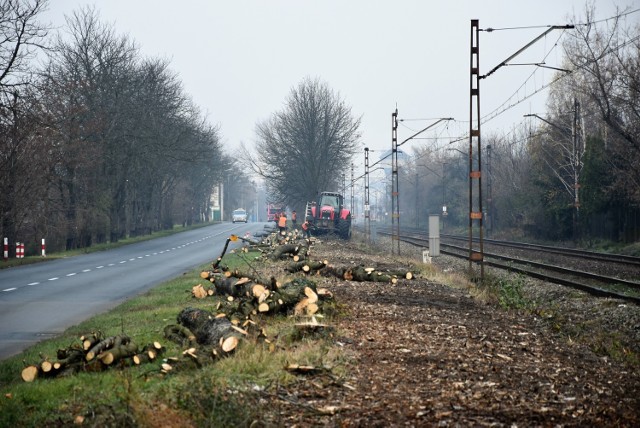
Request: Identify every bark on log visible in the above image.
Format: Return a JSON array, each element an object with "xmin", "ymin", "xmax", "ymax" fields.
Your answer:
[
  {"xmin": 98, "ymin": 341, "xmax": 138, "ymax": 365},
  {"xmin": 215, "ymin": 299, "xmax": 258, "ymax": 323},
  {"xmin": 164, "ymin": 324, "xmax": 197, "ymax": 346},
  {"xmin": 177, "ymin": 307, "xmax": 242, "ymax": 353},
  {"xmin": 285, "ymin": 260, "xmax": 327, "ymax": 273},
  {"xmin": 211, "ymin": 276, "xmax": 242, "ymax": 296},
  {"xmin": 81, "ymin": 332, "xmax": 104, "ymax": 351},
  {"xmin": 292, "ymin": 244, "xmax": 310, "ymax": 262},
  {"xmin": 271, "ymin": 243, "xmax": 300, "ymax": 260},
  {"xmin": 223, "ymin": 269, "xmax": 271, "ymax": 288},
  {"xmin": 257, "ymin": 279, "xmax": 318, "ymax": 315},
  {"xmin": 86, "ymin": 336, "xmax": 131, "ymax": 362},
  {"xmin": 322, "ymin": 265, "xmax": 400, "ymax": 283},
  {"xmin": 212, "ymin": 237, "xmax": 233, "ymax": 269}
]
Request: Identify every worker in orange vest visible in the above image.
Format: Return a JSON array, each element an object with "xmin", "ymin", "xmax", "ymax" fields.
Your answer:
[
  {"xmin": 301, "ymin": 218, "xmax": 311, "ymax": 238},
  {"xmin": 278, "ymin": 212, "xmax": 287, "ymax": 234}
]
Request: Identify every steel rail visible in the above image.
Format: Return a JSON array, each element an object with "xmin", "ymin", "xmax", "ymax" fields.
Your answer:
[
  {"xmin": 381, "ymin": 232, "xmax": 640, "ymax": 305},
  {"xmin": 441, "ymin": 233, "xmax": 640, "ymax": 266}
]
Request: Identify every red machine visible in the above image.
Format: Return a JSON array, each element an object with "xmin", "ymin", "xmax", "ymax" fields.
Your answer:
[{"xmin": 307, "ymin": 191, "xmax": 351, "ymax": 239}]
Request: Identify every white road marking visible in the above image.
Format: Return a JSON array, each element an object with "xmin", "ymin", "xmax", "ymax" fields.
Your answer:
[{"xmin": 10, "ymin": 227, "xmax": 233, "ymax": 290}]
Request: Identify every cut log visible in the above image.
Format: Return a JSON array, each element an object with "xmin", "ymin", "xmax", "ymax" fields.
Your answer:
[
  {"xmin": 271, "ymin": 244, "xmax": 300, "ymax": 260},
  {"xmin": 98, "ymin": 341, "xmax": 138, "ymax": 365},
  {"xmin": 284, "ymin": 363, "xmax": 327, "ymax": 375},
  {"xmin": 304, "ymin": 287, "xmax": 318, "ymax": 304},
  {"xmin": 212, "ymin": 236, "xmax": 235, "ymax": 269},
  {"xmin": 221, "ymin": 336, "xmax": 239, "ymax": 353},
  {"xmin": 177, "ymin": 307, "xmax": 243, "ymax": 349},
  {"xmin": 54, "ymin": 348, "xmax": 85, "ymax": 374},
  {"xmin": 317, "ymin": 288, "xmax": 333, "ymax": 300},
  {"xmin": 133, "ymin": 353, "xmax": 152, "ymax": 365},
  {"xmin": 258, "ymin": 302, "xmax": 271, "ymax": 313},
  {"xmin": 322, "ymin": 265, "xmax": 400, "ymax": 283},
  {"xmin": 192, "ymin": 284, "xmax": 208, "ymax": 299},
  {"xmin": 223, "ymin": 269, "xmax": 271, "ymax": 287},
  {"xmin": 294, "ymin": 297, "xmax": 310, "ymax": 315},
  {"xmin": 81, "ymin": 332, "xmax": 104, "ymax": 351},
  {"xmin": 86, "ymin": 336, "xmax": 130, "ymax": 362},
  {"xmin": 293, "ymin": 322, "xmax": 334, "ymax": 337},
  {"xmin": 131, "ymin": 343, "xmax": 161, "ymax": 365},
  {"xmin": 285, "ymin": 260, "xmax": 327, "ymax": 274},
  {"xmin": 293, "ymin": 244, "xmax": 309, "ymax": 262},
  {"xmin": 40, "ymin": 360, "xmax": 54, "ymax": 375},
  {"xmin": 306, "ymin": 302, "xmax": 319, "ymax": 314},
  {"xmin": 21, "ymin": 365, "xmax": 39, "ymax": 382},
  {"xmin": 164, "ymin": 324, "xmax": 197, "ymax": 346}
]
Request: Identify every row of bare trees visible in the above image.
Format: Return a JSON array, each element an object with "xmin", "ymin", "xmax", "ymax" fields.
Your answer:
[{"xmin": 1, "ymin": 2, "xmax": 226, "ymax": 254}]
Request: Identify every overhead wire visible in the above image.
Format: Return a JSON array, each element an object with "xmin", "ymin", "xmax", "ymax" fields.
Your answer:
[
  {"xmin": 350, "ymin": 8, "xmax": 639, "ymax": 186},
  {"xmin": 479, "ymin": 7, "xmax": 640, "ymax": 126}
]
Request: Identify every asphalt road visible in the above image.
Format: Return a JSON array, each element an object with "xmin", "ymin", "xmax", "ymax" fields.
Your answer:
[{"xmin": 0, "ymin": 221, "xmax": 266, "ymax": 361}]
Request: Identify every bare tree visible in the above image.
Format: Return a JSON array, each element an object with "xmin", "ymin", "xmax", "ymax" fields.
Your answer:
[
  {"xmin": 0, "ymin": 0, "xmax": 48, "ymax": 107},
  {"xmin": 563, "ymin": 5, "xmax": 640, "ymax": 204},
  {"xmin": 246, "ymin": 77, "xmax": 361, "ymax": 209},
  {"xmin": 0, "ymin": 0, "xmax": 49, "ymax": 253},
  {"xmin": 37, "ymin": 7, "xmax": 224, "ymax": 249}
]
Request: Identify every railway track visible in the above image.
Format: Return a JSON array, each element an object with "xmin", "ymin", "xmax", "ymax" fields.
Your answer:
[
  {"xmin": 372, "ymin": 228, "xmax": 640, "ymax": 305},
  {"xmin": 442, "ymin": 233, "xmax": 640, "ymax": 267}
]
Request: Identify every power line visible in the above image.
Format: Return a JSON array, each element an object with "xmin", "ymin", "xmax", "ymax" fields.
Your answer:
[
  {"xmin": 481, "ymin": 24, "xmax": 560, "ymax": 32},
  {"xmin": 575, "ymin": 7, "xmax": 640, "ymax": 26},
  {"xmin": 477, "ymin": 8, "xmax": 640, "ymax": 126},
  {"xmin": 481, "ymin": 32, "xmax": 640, "ymax": 126},
  {"xmin": 481, "ymin": 8, "xmax": 640, "ymax": 32}
]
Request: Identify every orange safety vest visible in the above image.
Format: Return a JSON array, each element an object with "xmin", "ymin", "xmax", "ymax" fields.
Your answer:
[
  {"xmin": 302, "ymin": 221, "xmax": 309, "ymax": 230},
  {"xmin": 278, "ymin": 216, "xmax": 287, "ymax": 228}
]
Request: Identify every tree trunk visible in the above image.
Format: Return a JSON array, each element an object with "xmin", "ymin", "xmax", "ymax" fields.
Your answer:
[{"xmin": 177, "ymin": 307, "xmax": 242, "ymax": 353}]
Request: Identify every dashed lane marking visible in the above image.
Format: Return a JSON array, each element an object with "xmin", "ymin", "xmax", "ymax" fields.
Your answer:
[{"xmin": 2, "ymin": 226, "xmax": 245, "ymax": 293}]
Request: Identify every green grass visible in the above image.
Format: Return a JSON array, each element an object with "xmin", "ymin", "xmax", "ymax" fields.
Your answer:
[
  {"xmin": 0, "ymin": 251, "xmax": 341, "ymax": 427},
  {"xmin": 479, "ymin": 273, "xmax": 531, "ymax": 310}
]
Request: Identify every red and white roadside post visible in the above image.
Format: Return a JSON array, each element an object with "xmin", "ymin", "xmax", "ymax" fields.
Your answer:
[
  {"xmin": 3, "ymin": 237, "xmax": 7, "ymax": 261},
  {"xmin": 41, "ymin": 238, "xmax": 46, "ymax": 257}
]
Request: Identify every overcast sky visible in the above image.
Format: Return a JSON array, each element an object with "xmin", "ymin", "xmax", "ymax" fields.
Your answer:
[{"xmin": 42, "ymin": 0, "xmax": 633, "ymax": 163}]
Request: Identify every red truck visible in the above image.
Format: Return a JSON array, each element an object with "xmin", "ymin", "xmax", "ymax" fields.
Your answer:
[{"xmin": 266, "ymin": 204, "xmax": 285, "ymax": 222}]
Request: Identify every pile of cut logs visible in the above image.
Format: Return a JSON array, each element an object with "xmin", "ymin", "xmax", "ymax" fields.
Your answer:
[
  {"xmin": 20, "ymin": 229, "xmax": 416, "ymax": 381},
  {"xmin": 21, "ymin": 332, "xmax": 165, "ymax": 382}
]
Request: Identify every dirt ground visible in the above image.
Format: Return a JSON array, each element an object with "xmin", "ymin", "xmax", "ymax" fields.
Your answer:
[{"xmin": 263, "ymin": 237, "xmax": 640, "ymax": 427}]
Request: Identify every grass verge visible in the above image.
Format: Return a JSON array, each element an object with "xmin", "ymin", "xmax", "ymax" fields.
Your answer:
[{"xmin": 0, "ymin": 251, "xmax": 342, "ymax": 427}]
